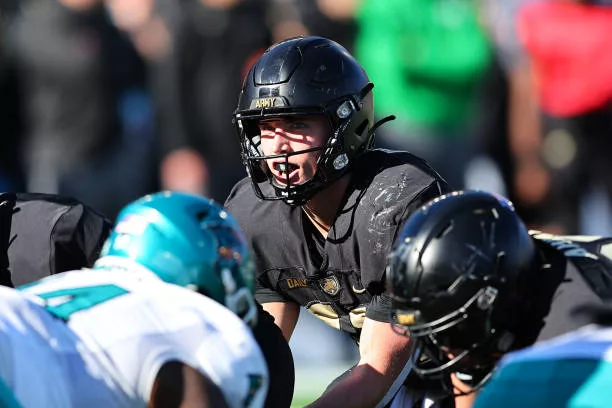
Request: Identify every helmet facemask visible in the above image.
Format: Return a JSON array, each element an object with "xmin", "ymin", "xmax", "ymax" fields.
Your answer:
[
  {"xmin": 391, "ymin": 277, "xmax": 517, "ymax": 395},
  {"xmin": 204, "ymin": 219, "xmax": 258, "ymax": 328},
  {"xmin": 219, "ymin": 265, "xmax": 258, "ymax": 327},
  {"xmin": 235, "ymin": 85, "xmax": 377, "ymax": 206}
]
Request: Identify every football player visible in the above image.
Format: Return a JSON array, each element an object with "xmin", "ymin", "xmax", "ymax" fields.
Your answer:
[
  {"xmin": 388, "ymin": 190, "xmax": 612, "ymax": 407},
  {"xmin": 226, "ymin": 35, "xmax": 449, "ymax": 407},
  {"xmin": 0, "ymin": 191, "xmax": 268, "ymax": 407}
]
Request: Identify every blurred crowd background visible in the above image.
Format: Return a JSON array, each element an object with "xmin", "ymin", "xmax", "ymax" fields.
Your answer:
[{"xmin": 2, "ymin": 0, "xmax": 612, "ymax": 399}]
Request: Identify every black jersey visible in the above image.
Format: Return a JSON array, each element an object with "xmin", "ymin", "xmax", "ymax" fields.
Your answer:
[
  {"xmin": 0, "ymin": 193, "xmax": 16, "ymax": 287},
  {"xmin": 514, "ymin": 231, "xmax": 612, "ymax": 347},
  {"xmin": 1, "ymin": 192, "xmax": 112, "ymax": 288},
  {"xmin": 406, "ymin": 231, "xmax": 612, "ymax": 408},
  {"xmin": 225, "ymin": 149, "xmax": 449, "ymax": 338}
]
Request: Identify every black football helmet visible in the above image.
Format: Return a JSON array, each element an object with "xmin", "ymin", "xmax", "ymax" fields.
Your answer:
[
  {"xmin": 233, "ymin": 36, "xmax": 392, "ymax": 206},
  {"xmin": 388, "ymin": 190, "xmax": 536, "ymax": 389}
]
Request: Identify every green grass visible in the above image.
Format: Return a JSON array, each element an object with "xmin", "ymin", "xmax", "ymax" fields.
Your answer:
[
  {"xmin": 289, "ymin": 363, "xmax": 354, "ymax": 407},
  {"xmin": 291, "ymin": 395, "xmax": 318, "ymax": 408}
]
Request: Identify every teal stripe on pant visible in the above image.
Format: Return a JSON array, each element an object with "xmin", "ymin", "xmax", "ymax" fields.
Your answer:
[
  {"xmin": 570, "ymin": 360, "xmax": 612, "ymax": 408},
  {"xmin": 0, "ymin": 377, "xmax": 21, "ymax": 408}
]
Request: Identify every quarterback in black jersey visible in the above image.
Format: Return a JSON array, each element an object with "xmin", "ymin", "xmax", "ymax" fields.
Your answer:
[
  {"xmin": 226, "ymin": 35, "xmax": 449, "ymax": 407},
  {"xmin": 388, "ymin": 190, "xmax": 612, "ymax": 408}
]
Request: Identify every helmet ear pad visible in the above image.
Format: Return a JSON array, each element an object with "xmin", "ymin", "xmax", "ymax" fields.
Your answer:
[
  {"xmin": 348, "ymin": 90, "xmax": 375, "ymax": 153},
  {"xmin": 317, "ymin": 90, "xmax": 375, "ymax": 179}
]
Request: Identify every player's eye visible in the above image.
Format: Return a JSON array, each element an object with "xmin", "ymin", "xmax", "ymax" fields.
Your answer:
[
  {"xmin": 290, "ymin": 121, "xmax": 308, "ymax": 130},
  {"xmin": 258, "ymin": 123, "xmax": 275, "ymax": 132}
]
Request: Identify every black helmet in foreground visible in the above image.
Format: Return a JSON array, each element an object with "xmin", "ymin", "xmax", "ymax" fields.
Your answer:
[
  {"xmin": 388, "ymin": 190, "xmax": 536, "ymax": 389},
  {"xmin": 233, "ymin": 36, "xmax": 392, "ymax": 206}
]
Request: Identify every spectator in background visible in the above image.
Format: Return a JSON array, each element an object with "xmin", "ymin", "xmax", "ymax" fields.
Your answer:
[
  {"xmin": 0, "ymin": 0, "xmax": 20, "ymax": 21},
  {"xmin": 482, "ymin": 0, "xmax": 558, "ymax": 233},
  {"xmin": 518, "ymin": 0, "xmax": 612, "ymax": 236},
  {"xmin": 482, "ymin": 0, "xmax": 612, "ymax": 235},
  {"xmin": 355, "ymin": 0, "xmax": 492, "ymax": 190},
  {"xmin": 166, "ymin": 0, "xmax": 273, "ymax": 203},
  {"xmin": 8, "ymin": 0, "xmax": 158, "ymax": 220},
  {"xmin": 0, "ymin": 21, "xmax": 24, "ymax": 192},
  {"xmin": 284, "ymin": 0, "xmax": 360, "ymax": 51},
  {"xmin": 104, "ymin": 0, "xmax": 209, "ymax": 197}
]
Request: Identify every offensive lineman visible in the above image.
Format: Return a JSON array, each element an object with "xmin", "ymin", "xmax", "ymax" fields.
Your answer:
[
  {"xmin": 388, "ymin": 190, "xmax": 612, "ymax": 407},
  {"xmin": 0, "ymin": 191, "xmax": 268, "ymax": 408}
]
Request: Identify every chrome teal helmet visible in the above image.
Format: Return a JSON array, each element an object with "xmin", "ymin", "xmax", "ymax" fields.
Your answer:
[{"xmin": 95, "ymin": 191, "xmax": 257, "ymax": 326}]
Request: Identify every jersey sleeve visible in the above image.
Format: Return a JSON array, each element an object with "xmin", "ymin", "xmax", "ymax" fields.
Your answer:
[
  {"xmin": 364, "ymin": 293, "xmax": 393, "ymax": 323},
  {"xmin": 138, "ymin": 315, "xmax": 269, "ymax": 408},
  {"xmin": 138, "ymin": 349, "xmax": 186, "ymax": 405},
  {"xmin": 191, "ymin": 311, "xmax": 269, "ymax": 408},
  {"xmin": 360, "ymin": 180, "xmax": 449, "ymax": 292},
  {"xmin": 254, "ymin": 275, "xmax": 292, "ymax": 304},
  {"xmin": 254, "ymin": 290, "xmax": 288, "ymax": 304}
]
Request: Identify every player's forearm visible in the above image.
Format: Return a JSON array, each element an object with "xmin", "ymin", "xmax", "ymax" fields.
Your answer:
[
  {"xmin": 305, "ymin": 364, "xmax": 390, "ymax": 408},
  {"xmin": 261, "ymin": 301, "xmax": 299, "ymax": 341},
  {"xmin": 306, "ymin": 316, "xmax": 412, "ymax": 407}
]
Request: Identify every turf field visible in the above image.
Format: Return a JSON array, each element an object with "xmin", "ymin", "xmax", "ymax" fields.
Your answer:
[{"xmin": 290, "ymin": 363, "xmax": 353, "ymax": 407}]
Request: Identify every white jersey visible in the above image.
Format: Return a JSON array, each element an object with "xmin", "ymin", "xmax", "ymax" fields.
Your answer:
[{"xmin": 0, "ymin": 267, "xmax": 268, "ymax": 408}]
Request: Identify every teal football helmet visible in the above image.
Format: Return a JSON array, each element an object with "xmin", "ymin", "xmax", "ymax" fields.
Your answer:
[{"xmin": 95, "ymin": 191, "xmax": 257, "ymax": 326}]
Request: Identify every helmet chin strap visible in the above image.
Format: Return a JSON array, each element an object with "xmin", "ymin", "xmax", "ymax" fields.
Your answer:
[
  {"xmin": 370, "ymin": 115, "xmax": 396, "ymax": 133},
  {"xmin": 412, "ymin": 326, "xmax": 512, "ymax": 398},
  {"xmin": 412, "ymin": 344, "xmax": 496, "ymax": 398},
  {"xmin": 412, "ymin": 347, "xmax": 473, "ymax": 377},
  {"xmin": 450, "ymin": 369, "xmax": 495, "ymax": 397},
  {"xmin": 365, "ymin": 115, "xmax": 395, "ymax": 149}
]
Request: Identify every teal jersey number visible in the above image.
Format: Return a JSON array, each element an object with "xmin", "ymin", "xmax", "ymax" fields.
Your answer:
[{"xmin": 31, "ymin": 284, "xmax": 129, "ymax": 320}]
